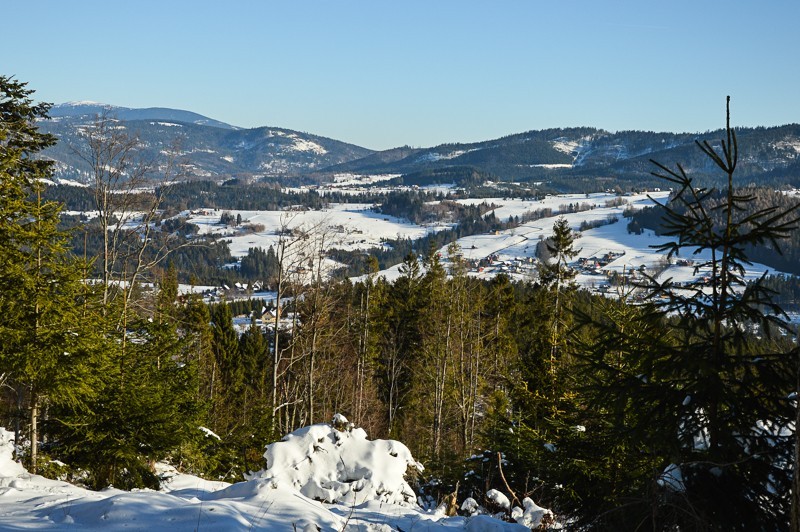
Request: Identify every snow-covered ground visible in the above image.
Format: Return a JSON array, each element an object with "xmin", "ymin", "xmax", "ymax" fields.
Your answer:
[
  {"xmin": 0, "ymin": 420, "xmax": 549, "ymax": 531},
  {"xmin": 183, "ymin": 204, "xmax": 450, "ymax": 259},
  {"xmin": 369, "ymin": 191, "xmax": 782, "ymax": 287},
  {"xmin": 455, "ymin": 192, "xmax": 624, "ymax": 222},
  {"xmin": 89, "ymin": 190, "xmax": 791, "ymax": 299}
]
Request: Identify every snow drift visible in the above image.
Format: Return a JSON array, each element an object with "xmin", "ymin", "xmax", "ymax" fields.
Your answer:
[
  {"xmin": 0, "ymin": 418, "xmax": 545, "ymax": 530},
  {"xmin": 249, "ymin": 414, "xmax": 423, "ymax": 507}
]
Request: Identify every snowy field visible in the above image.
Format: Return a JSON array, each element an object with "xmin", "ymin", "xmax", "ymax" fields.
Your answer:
[
  {"xmin": 183, "ymin": 204, "xmax": 450, "ymax": 258},
  {"xmin": 148, "ymin": 190, "xmax": 790, "ymax": 299},
  {"xmin": 455, "ymin": 191, "xmax": 625, "ymax": 222},
  {"xmin": 285, "ymin": 174, "xmax": 405, "ymax": 197},
  {"xmin": 370, "ymin": 191, "xmax": 782, "ymax": 287},
  {"xmin": 0, "ymin": 420, "xmax": 550, "ymax": 531}
]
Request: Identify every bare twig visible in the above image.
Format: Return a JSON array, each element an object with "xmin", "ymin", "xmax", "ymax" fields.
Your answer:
[{"xmin": 497, "ymin": 452, "xmax": 521, "ymax": 508}]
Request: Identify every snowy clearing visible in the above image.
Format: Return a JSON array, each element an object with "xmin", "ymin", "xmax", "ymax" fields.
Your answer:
[
  {"xmin": 369, "ymin": 191, "xmax": 781, "ymax": 288},
  {"xmin": 182, "ymin": 204, "xmax": 450, "ymax": 258},
  {"xmin": 0, "ymin": 422, "xmax": 545, "ymax": 531}
]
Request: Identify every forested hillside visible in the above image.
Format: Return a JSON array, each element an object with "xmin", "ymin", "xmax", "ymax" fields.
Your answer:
[
  {"xmin": 38, "ymin": 100, "xmax": 800, "ymax": 194},
  {"xmin": 327, "ymin": 125, "xmax": 800, "ymax": 191},
  {"xmin": 2, "ymin": 79, "xmax": 798, "ymax": 529}
]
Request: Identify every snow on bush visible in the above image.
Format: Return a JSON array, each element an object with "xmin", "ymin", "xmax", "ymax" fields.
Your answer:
[
  {"xmin": 511, "ymin": 497, "xmax": 555, "ymax": 529},
  {"xmin": 461, "ymin": 496, "xmax": 480, "ymax": 516},
  {"xmin": 0, "ymin": 428, "xmax": 26, "ymax": 479},
  {"xmin": 486, "ymin": 488, "xmax": 511, "ymax": 509},
  {"xmin": 0, "ymin": 423, "xmax": 531, "ymax": 530},
  {"xmin": 250, "ymin": 414, "xmax": 424, "ymax": 507}
]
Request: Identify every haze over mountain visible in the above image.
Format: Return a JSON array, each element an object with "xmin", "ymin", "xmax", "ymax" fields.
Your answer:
[
  {"xmin": 41, "ymin": 103, "xmax": 800, "ymax": 188},
  {"xmin": 50, "ymin": 102, "xmax": 239, "ymax": 130}
]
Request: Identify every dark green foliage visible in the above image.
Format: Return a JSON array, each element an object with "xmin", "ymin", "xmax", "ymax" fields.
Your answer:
[
  {"xmin": 538, "ymin": 216, "xmax": 580, "ymax": 289},
  {"xmin": 574, "ymin": 99, "xmax": 799, "ymax": 529},
  {"xmin": 760, "ymin": 274, "xmax": 800, "ymax": 311},
  {"xmin": 0, "ymin": 76, "xmax": 110, "ymax": 473},
  {"xmin": 377, "ymin": 253, "xmax": 424, "ymax": 437},
  {"xmin": 54, "ymin": 317, "xmax": 200, "ymax": 490},
  {"xmin": 160, "ymin": 216, "xmax": 199, "ymax": 237},
  {"xmin": 158, "ymin": 180, "xmax": 327, "ymax": 211},
  {"xmin": 238, "ymin": 246, "xmax": 279, "ymax": 283},
  {"xmin": 390, "ymin": 166, "xmax": 496, "ymax": 188},
  {"xmin": 211, "ymin": 303, "xmax": 242, "ymax": 401},
  {"xmin": 41, "ymin": 183, "xmax": 95, "ymax": 210}
]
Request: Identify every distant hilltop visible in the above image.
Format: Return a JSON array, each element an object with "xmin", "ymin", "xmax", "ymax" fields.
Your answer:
[{"xmin": 40, "ymin": 102, "xmax": 800, "ymax": 189}]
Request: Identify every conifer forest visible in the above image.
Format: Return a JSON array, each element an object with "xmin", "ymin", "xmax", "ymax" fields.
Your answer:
[{"xmin": 2, "ymin": 76, "xmax": 800, "ymax": 531}]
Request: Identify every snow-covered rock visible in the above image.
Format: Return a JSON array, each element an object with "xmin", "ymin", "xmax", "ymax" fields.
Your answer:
[{"xmin": 250, "ymin": 414, "xmax": 423, "ymax": 507}]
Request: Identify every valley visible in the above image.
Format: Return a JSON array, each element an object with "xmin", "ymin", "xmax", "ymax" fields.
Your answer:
[{"xmin": 7, "ymin": 93, "xmax": 800, "ymax": 529}]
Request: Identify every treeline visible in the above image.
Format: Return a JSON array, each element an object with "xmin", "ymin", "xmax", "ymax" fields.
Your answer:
[
  {"xmin": 43, "ymin": 180, "xmax": 331, "ymax": 213},
  {"xmin": 761, "ymin": 273, "xmax": 800, "ymax": 311},
  {"xmin": 376, "ymin": 190, "xmax": 495, "ymax": 225},
  {"xmin": 388, "ymin": 166, "xmax": 496, "ymax": 188},
  {"xmin": 158, "ymin": 180, "xmax": 329, "ymax": 212},
  {"xmin": 187, "ymin": 248, "xmax": 571, "ymax": 482}
]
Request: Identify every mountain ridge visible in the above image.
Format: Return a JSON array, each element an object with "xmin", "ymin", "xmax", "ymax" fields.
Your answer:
[
  {"xmin": 41, "ymin": 104, "xmax": 375, "ymax": 183},
  {"xmin": 50, "ymin": 102, "xmax": 238, "ymax": 130},
  {"xmin": 41, "ymin": 103, "xmax": 800, "ymax": 188}
]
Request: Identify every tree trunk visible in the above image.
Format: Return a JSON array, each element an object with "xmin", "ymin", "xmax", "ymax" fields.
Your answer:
[
  {"xmin": 792, "ymin": 336, "xmax": 800, "ymax": 532},
  {"xmin": 308, "ymin": 327, "xmax": 317, "ymax": 425},
  {"xmin": 29, "ymin": 391, "xmax": 39, "ymax": 474},
  {"xmin": 271, "ymin": 254, "xmax": 283, "ymax": 436},
  {"xmin": 14, "ymin": 386, "xmax": 23, "ymax": 462}
]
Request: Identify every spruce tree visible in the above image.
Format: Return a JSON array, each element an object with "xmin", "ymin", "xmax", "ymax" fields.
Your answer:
[
  {"xmin": 379, "ymin": 252, "xmax": 423, "ymax": 438},
  {"xmin": 538, "ymin": 216, "xmax": 580, "ymax": 382},
  {"xmin": 579, "ymin": 98, "xmax": 799, "ymax": 529},
  {"xmin": 210, "ymin": 302, "xmax": 241, "ymax": 432},
  {"xmin": 0, "ymin": 77, "xmax": 106, "ymax": 472}
]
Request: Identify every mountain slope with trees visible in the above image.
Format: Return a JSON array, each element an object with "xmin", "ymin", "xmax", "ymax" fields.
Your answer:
[
  {"xmin": 39, "ymin": 102, "xmax": 800, "ymax": 192},
  {"xmin": 3, "ymin": 78, "xmax": 799, "ymax": 529},
  {"xmin": 330, "ymin": 125, "xmax": 800, "ymax": 190},
  {"xmin": 39, "ymin": 105, "xmax": 375, "ymax": 182}
]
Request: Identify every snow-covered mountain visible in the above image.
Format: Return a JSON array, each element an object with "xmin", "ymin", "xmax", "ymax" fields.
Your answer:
[
  {"xmin": 41, "ymin": 104, "xmax": 375, "ymax": 183},
  {"xmin": 50, "ymin": 102, "xmax": 238, "ymax": 130},
  {"xmin": 40, "ymin": 102, "xmax": 800, "ymax": 187},
  {"xmin": 328, "ymin": 125, "xmax": 800, "ymax": 187}
]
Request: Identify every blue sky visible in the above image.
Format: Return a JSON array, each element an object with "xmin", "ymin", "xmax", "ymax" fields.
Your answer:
[{"xmin": 4, "ymin": 1, "xmax": 799, "ymax": 150}]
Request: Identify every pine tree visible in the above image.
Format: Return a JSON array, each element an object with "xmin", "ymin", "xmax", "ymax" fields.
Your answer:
[
  {"xmin": 379, "ymin": 252, "xmax": 423, "ymax": 438},
  {"xmin": 54, "ymin": 312, "xmax": 201, "ymax": 490},
  {"xmin": 418, "ymin": 245, "xmax": 450, "ymax": 461},
  {"xmin": 210, "ymin": 302, "xmax": 241, "ymax": 431},
  {"xmin": 538, "ymin": 216, "xmax": 579, "ymax": 290},
  {"xmin": 0, "ymin": 77, "xmax": 106, "ymax": 472}
]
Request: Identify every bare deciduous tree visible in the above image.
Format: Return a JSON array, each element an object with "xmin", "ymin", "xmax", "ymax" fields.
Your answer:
[{"xmin": 74, "ymin": 113, "xmax": 195, "ymax": 320}]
